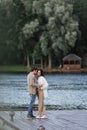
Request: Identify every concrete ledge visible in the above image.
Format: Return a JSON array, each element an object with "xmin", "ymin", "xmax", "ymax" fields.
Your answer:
[{"xmin": 0, "ymin": 115, "xmax": 21, "ymax": 130}]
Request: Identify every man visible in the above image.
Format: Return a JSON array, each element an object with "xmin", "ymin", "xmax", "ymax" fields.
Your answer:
[{"xmin": 27, "ymin": 66, "xmax": 39, "ymax": 119}]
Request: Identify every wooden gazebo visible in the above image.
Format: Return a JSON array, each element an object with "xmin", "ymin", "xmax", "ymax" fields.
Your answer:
[{"xmin": 62, "ymin": 54, "xmax": 81, "ymax": 71}]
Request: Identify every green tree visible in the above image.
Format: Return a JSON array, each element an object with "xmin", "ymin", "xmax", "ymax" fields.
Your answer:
[
  {"xmin": 0, "ymin": 0, "xmax": 26, "ymax": 65},
  {"xmin": 0, "ymin": 0, "xmax": 80, "ymax": 67},
  {"xmin": 72, "ymin": 0, "xmax": 87, "ymax": 56},
  {"xmin": 64, "ymin": 0, "xmax": 87, "ymax": 56},
  {"xmin": 21, "ymin": 19, "xmax": 40, "ymax": 67},
  {"xmin": 0, "ymin": 0, "xmax": 16, "ymax": 65},
  {"xmin": 32, "ymin": 0, "xmax": 79, "ymax": 68}
]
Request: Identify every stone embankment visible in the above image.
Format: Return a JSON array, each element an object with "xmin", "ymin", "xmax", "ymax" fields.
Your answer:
[{"xmin": 43, "ymin": 68, "xmax": 87, "ymax": 73}]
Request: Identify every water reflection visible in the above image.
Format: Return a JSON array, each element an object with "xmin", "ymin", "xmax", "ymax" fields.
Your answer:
[{"xmin": 0, "ymin": 73, "xmax": 87, "ymax": 109}]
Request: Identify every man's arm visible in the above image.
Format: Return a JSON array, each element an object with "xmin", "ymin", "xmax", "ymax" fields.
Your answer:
[{"xmin": 29, "ymin": 74, "xmax": 39, "ymax": 88}]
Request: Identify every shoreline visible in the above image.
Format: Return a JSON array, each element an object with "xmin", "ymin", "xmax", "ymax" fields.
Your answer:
[
  {"xmin": 0, "ymin": 68, "xmax": 87, "ymax": 74},
  {"xmin": 0, "ymin": 65, "xmax": 87, "ymax": 73},
  {"xmin": 43, "ymin": 68, "xmax": 87, "ymax": 73},
  {"xmin": 0, "ymin": 104, "xmax": 87, "ymax": 111}
]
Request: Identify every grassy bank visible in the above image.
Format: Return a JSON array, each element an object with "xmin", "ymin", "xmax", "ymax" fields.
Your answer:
[
  {"xmin": 0, "ymin": 66, "xmax": 30, "ymax": 73},
  {"xmin": 0, "ymin": 65, "xmax": 87, "ymax": 73}
]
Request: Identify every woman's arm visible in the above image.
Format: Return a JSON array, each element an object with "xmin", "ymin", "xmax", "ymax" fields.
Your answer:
[{"xmin": 38, "ymin": 76, "xmax": 48, "ymax": 90}]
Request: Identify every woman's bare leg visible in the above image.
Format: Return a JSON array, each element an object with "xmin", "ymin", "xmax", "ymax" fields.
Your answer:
[{"xmin": 42, "ymin": 106, "xmax": 46, "ymax": 115}]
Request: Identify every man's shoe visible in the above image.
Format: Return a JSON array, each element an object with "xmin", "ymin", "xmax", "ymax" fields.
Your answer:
[
  {"xmin": 27, "ymin": 115, "xmax": 35, "ymax": 120},
  {"xmin": 27, "ymin": 116, "xmax": 32, "ymax": 120},
  {"xmin": 31, "ymin": 115, "xmax": 36, "ymax": 118}
]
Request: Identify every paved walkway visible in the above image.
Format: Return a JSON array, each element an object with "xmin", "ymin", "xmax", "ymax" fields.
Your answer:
[{"xmin": 0, "ymin": 110, "xmax": 87, "ymax": 130}]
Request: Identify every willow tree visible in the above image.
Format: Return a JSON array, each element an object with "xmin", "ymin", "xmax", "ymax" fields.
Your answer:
[
  {"xmin": 32, "ymin": 0, "xmax": 79, "ymax": 68},
  {"xmin": 21, "ymin": 19, "xmax": 40, "ymax": 67}
]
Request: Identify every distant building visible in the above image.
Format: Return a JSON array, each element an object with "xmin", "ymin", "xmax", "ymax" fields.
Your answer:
[{"xmin": 62, "ymin": 54, "xmax": 81, "ymax": 71}]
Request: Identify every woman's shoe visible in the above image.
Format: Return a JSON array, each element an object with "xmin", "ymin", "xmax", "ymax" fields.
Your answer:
[
  {"xmin": 41, "ymin": 115, "xmax": 47, "ymax": 119},
  {"xmin": 36, "ymin": 115, "xmax": 41, "ymax": 119}
]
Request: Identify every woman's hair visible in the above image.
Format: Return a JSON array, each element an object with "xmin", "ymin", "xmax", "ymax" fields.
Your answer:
[{"xmin": 38, "ymin": 69, "xmax": 44, "ymax": 76}]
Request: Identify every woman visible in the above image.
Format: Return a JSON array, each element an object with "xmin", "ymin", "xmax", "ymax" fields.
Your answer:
[{"xmin": 36, "ymin": 69, "xmax": 48, "ymax": 119}]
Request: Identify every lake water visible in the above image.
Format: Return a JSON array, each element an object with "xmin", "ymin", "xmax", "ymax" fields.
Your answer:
[{"xmin": 0, "ymin": 73, "xmax": 87, "ymax": 109}]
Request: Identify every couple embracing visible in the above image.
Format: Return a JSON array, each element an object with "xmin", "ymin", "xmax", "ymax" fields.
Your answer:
[{"xmin": 27, "ymin": 66, "xmax": 48, "ymax": 119}]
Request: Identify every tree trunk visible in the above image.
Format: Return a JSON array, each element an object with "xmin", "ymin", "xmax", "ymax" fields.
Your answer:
[
  {"xmin": 32, "ymin": 57, "xmax": 35, "ymax": 65},
  {"xmin": 26, "ymin": 51, "xmax": 30, "ymax": 68},
  {"xmin": 41, "ymin": 56, "xmax": 43, "ymax": 68},
  {"xmin": 48, "ymin": 53, "xmax": 52, "ymax": 68}
]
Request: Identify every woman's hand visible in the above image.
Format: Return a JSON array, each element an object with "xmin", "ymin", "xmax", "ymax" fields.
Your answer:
[{"xmin": 38, "ymin": 84, "xmax": 43, "ymax": 89}]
